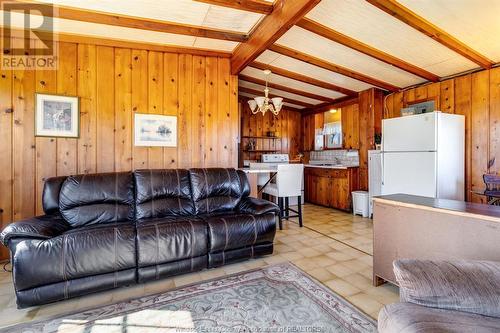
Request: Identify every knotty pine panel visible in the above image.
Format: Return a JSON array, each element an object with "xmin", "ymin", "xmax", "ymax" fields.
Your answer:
[
  {"xmin": 96, "ymin": 46, "xmax": 116, "ymax": 173},
  {"xmin": 0, "ymin": 69, "xmax": 12, "ymax": 260},
  {"xmin": 384, "ymin": 68, "xmax": 500, "ymax": 203},
  {"xmin": 56, "ymin": 42, "xmax": 78, "ymax": 177},
  {"xmin": 147, "ymin": 51, "xmax": 165, "ymax": 169},
  {"xmin": 0, "ymin": 41, "xmax": 238, "ymax": 260},
  {"xmin": 35, "ymin": 50, "xmax": 57, "ymax": 215},
  {"xmin": 240, "ymin": 102, "xmax": 302, "ymax": 163}
]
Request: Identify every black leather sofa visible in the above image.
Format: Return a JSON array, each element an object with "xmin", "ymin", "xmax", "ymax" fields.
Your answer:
[{"xmin": 0, "ymin": 168, "xmax": 279, "ymax": 308}]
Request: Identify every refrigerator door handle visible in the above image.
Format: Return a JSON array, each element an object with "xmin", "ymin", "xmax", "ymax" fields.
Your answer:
[{"xmin": 381, "ymin": 154, "xmax": 384, "ymax": 187}]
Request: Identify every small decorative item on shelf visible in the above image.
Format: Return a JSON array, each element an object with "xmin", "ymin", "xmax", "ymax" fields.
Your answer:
[
  {"xmin": 374, "ymin": 133, "xmax": 382, "ymax": 150},
  {"xmin": 246, "ymin": 139, "xmax": 257, "ymax": 151},
  {"xmin": 266, "ymin": 131, "xmax": 276, "ymax": 137}
]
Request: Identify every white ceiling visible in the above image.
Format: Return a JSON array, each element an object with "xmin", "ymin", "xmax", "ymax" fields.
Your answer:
[
  {"xmin": 306, "ymin": 0, "xmax": 478, "ymax": 77},
  {"xmin": 275, "ymin": 26, "xmax": 426, "ymax": 88},
  {"xmin": 399, "ymin": 0, "xmax": 500, "ymax": 62},
  {"xmin": 256, "ymin": 49, "xmax": 374, "ymax": 92},
  {"xmin": 239, "ymin": 92, "xmax": 306, "ymax": 110},
  {"xmin": 238, "ymin": 80, "xmax": 324, "ymax": 105},
  {"xmin": 38, "ymin": 0, "xmax": 267, "ymax": 34},
  {"xmin": 4, "ymin": 0, "xmax": 499, "ymax": 107},
  {"xmin": 241, "ymin": 67, "xmax": 346, "ymax": 100}
]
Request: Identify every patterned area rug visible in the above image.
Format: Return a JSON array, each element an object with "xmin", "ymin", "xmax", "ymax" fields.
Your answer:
[{"xmin": 4, "ymin": 262, "xmax": 377, "ymax": 333}]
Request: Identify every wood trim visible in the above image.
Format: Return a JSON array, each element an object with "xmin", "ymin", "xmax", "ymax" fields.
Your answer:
[
  {"xmin": 9, "ymin": 0, "xmax": 247, "ymax": 42},
  {"xmin": 2, "ymin": 27, "xmax": 232, "ymax": 57},
  {"xmin": 269, "ymin": 44, "xmax": 400, "ymax": 92},
  {"xmin": 238, "ymin": 94, "xmax": 303, "ymax": 112},
  {"xmin": 193, "ymin": 0, "xmax": 273, "ymax": 14},
  {"xmin": 366, "ymin": 0, "xmax": 493, "ymax": 69},
  {"xmin": 302, "ymin": 96, "xmax": 359, "ymax": 115},
  {"xmin": 250, "ymin": 61, "xmax": 357, "ymax": 96},
  {"xmin": 296, "ymin": 18, "xmax": 440, "ymax": 82},
  {"xmin": 231, "ymin": 0, "xmax": 321, "ymax": 74},
  {"xmin": 239, "ymin": 86, "xmax": 316, "ymax": 107},
  {"xmin": 239, "ymin": 74, "xmax": 336, "ymax": 102}
]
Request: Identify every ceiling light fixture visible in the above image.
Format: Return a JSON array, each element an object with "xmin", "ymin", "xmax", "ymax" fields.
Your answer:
[
  {"xmin": 247, "ymin": 69, "xmax": 283, "ymax": 116},
  {"xmin": 329, "ymin": 109, "xmax": 337, "ymax": 113}
]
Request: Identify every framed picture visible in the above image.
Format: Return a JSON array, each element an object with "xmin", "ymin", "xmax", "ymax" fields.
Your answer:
[
  {"xmin": 35, "ymin": 93, "xmax": 79, "ymax": 138},
  {"xmin": 134, "ymin": 113, "xmax": 177, "ymax": 147}
]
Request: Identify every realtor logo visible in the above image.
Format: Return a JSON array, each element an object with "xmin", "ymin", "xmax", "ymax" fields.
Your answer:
[{"xmin": 1, "ymin": 1, "xmax": 58, "ymax": 69}]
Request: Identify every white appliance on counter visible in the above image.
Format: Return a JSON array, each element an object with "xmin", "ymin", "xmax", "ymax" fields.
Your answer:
[
  {"xmin": 261, "ymin": 154, "xmax": 289, "ymax": 163},
  {"xmin": 368, "ymin": 150, "xmax": 382, "ymax": 217},
  {"xmin": 381, "ymin": 111, "xmax": 465, "ymax": 200},
  {"xmin": 250, "ymin": 153, "xmax": 304, "ymax": 205}
]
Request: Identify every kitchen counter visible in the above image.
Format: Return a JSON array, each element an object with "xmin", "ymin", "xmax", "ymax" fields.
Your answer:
[
  {"xmin": 304, "ymin": 164, "xmax": 359, "ymax": 170},
  {"xmin": 373, "ymin": 193, "xmax": 500, "ymax": 287},
  {"xmin": 238, "ymin": 168, "xmax": 276, "ymax": 174},
  {"xmin": 373, "ymin": 194, "xmax": 500, "ymax": 223}
]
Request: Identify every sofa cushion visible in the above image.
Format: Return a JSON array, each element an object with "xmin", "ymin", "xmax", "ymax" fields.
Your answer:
[
  {"xmin": 136, "ymin": 217, "xmax": 208, "ymax": 268},
  {"xmin": 202, "ymin": 213, "xmax": 276, "ymax": 252},
  {"xmin": 134, "ymin": 169, "xmax": 195, "ymax": 219},
  {"xmin": 0, "ymin": 215, "xmax": 70, "ymax": 247},
  {"xmin": 42, "ymin": 176, "xmax": 67, "ymax": 215},
  {"xmin": 59, "ymin": 172, "xmax": 135, "ymax": 227},
  {"xmin": 12, "ymin": 222, "xmax": 136, "ymax": 291},
  {"xmin": 394, "ymin": 259, "xmax": 500, "ymax": 318},
  {"xmin": 189, "ymin": 168, "xmax": 245, "ymax": 214},
  {"xmin": 378, "ymin": 302, "xmax": 500, "ymax": 333}
]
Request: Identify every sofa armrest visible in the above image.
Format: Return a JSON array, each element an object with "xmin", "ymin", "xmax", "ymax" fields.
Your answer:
[
  {"xmin": 394, "ymin": 259, "xmax": 500, "ymax": 318},
  {"xmin": 237, "ymin": 197, "xmax": 280, "ymax": 215},
  {"xmin": 0, "ymin": 215, "xmax": 70, "ymax": 246}
]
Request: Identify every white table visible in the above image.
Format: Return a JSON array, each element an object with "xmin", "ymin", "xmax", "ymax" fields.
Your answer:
[{"xmin": 238, "ymin": 168, "xmax": 276, "ymax": 198}]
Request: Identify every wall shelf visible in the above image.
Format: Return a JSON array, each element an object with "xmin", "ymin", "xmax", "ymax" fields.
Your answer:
[
  {"xmin": 241, "ymin": 136, "xmax": 281, "ymax": 139},
  {"xmin": 242, "ymin": 149, "xmax": 281, "ymax": 153}
]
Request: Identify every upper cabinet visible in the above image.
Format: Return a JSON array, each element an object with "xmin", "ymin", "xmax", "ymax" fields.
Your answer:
[{"xmin": 341, "ymin": 104, "xmax": 360, "ymax": 150}]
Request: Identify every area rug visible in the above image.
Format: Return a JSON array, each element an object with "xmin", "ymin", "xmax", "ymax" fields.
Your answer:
[{"xmin": 3, "ymin": 262, "xmax": 377, "ymax": 333}]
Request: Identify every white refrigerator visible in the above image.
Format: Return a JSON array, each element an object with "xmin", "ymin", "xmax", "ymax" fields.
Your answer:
[{"xmin": 381, "ymin": 111, "xmax": 465, "ymax": 201}]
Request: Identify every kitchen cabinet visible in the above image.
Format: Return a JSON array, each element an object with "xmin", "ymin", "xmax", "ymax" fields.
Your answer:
[{"xmin": 304, "ymin": 167, "xmax": 359, "ymax": 211}]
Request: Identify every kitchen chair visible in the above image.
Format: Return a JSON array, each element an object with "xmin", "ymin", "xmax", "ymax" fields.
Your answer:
[
  {"xmin": 262, "ymin": 164, "xmax": 304, "ymax": 230},
  {"xmin": 483, "ymin": 174, "xmax": 500, "ymax": 205}
]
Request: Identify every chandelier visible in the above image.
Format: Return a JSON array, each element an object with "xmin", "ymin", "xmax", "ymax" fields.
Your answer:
[{"xmin": 247, "ymin": 69, "xmax": 283, "ymax": 116}]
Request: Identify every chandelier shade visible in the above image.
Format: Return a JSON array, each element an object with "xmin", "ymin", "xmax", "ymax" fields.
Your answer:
[{"xmin": 247, "ymin": 70, "xmax": 284, "ymax": 116}]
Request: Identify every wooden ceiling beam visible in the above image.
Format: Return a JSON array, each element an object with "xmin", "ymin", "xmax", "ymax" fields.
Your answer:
[
  {"xmin": 10, "ymin": 0, "xmax": 247, "ymax": 42},
  {"xmin": 296, "ymin": 18, "xmax": 440, "ymax": 82},
  {"xmin": 239, "ymin": 87, "xmax": 316, "ymax": 107},
  {"xmin": 239, "ymin": 74, "xmax": 337, "ymax": 102},
  {"xmin": 1, "ymin": 27, "xmax": 232, "ymax": 57},
  {"xmin": 366, "ymin": 0, "xmax": 493, "ymax": 69},
  {"xmin": 193, "ymin": 0, "xmax": 273, "ymax": 14},
  {"xmin": 302, "ymin": 96, "xmax": 360, "ymax": 115},
  {"xmin": 250, "ymin": 61, "xmax": 358, "ymax": 96},
  {"xmin": 269, "ymin": 44, "xmax": 400, "ymax": 92},
  {"xmin": 231, "ymin": 0, "xmax": 321, "ymax": 74}
]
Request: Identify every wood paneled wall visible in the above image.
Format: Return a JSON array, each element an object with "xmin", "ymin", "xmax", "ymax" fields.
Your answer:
[
  {"xmin": 240, "ymin": 102, "xmax": 301, "ymax": 162},
  {"xmin": 384, "ymin": 67, "xmax": 500, "ymax": 203},
  {"xmin": 0, "ymin": 41, "xmax": 238, "ymax": 259}
]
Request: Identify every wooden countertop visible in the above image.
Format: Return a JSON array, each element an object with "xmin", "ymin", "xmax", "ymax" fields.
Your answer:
[
  {"xmin": 304, "ymin": 164, "xmax": 359, "ymax": 170},
  {"xmin": 373, "ymin": 194, "xmax": 500, "ymax": 223},
  {"xmin": 238, "ymin": 168, "xmax": 276, "ymax": 174}
]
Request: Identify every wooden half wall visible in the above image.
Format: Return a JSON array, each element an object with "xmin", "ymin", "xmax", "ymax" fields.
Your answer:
[
  {"xmin": 0, "ymin": 41, "xmax": 239, "ymax": 259},
  {"xmin": 384, "ymin": 67, "xmax": 500, "ymax": 203}
]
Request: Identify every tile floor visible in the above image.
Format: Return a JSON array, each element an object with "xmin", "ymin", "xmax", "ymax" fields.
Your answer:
[{"xmin": 0, "ymin": 204, "xmax": 399, "ymax": 329}]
